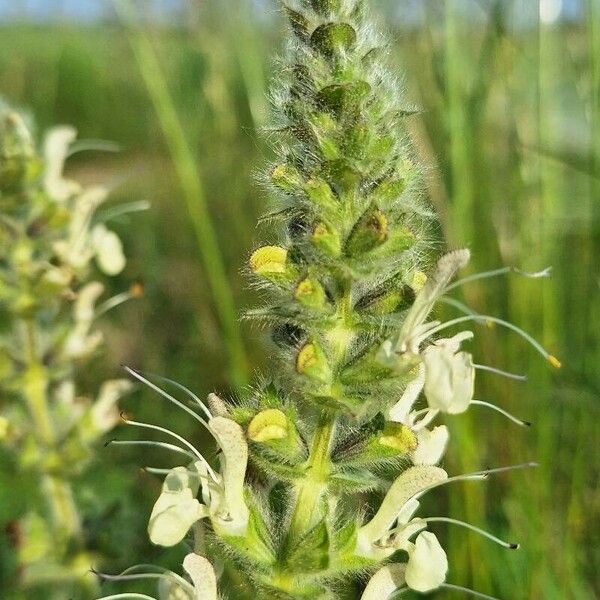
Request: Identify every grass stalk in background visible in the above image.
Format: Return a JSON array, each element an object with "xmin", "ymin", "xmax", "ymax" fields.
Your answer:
[{"xmin": 113, "ymin": 0, "xmax": 248, "ymax": 389}]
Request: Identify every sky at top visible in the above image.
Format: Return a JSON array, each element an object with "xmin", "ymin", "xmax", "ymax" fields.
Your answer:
[{"xmin": 0, "ymin": 0, "xmax": 586, "ymax": 24}]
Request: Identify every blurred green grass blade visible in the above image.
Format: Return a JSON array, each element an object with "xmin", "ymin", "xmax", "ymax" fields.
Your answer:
[{"xmin": 113, "ymin": 0, "xmax": 248, "ymax": 389}]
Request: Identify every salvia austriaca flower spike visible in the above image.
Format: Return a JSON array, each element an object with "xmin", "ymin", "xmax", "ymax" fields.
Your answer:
[
  {"xmin": 0, "ymin": 101, "xmax": 138, "ymax": 597},
  {"xmin": 102, "ymin": 1, "xmax": 559, "ymax": 598}
]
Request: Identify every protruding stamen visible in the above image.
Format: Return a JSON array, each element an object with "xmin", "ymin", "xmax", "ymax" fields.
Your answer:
[
  {"xmin": 95, "ymin": 595, "xmax": 157, "ymax": 600},
  {"xmin": 441, "ymin": 583, "xmax": 502, "ymax": 600},
  {"xmin": 424, "ymin": 517, "xmax": 519, "ymax": 549},
  {"xmin": 120, "ymin": 414, "xmax": 218, "ymax": 482},
  {"xmin": 142, "ymin": 467, "xmax": 173, "ymax": 475},
  {"xmin": 123, "ymin": 367, "xmax": 216, "ymax": 437},
  {"xmin": 142, "ymin": 371, "xmax": 213, "ymax": 420},
  {"xmin": 424, "ymin": 315, "xmax": 556, "ymax": 364},
  {"xmin": 92, "ymin": 568, "xmax": 193, "ymax": 594},
  {"xmin": 444, "ymin": 265, "xmax": 552, "ymax": 293},
  {"xmin": 474, "ymin": 364, "xmax": 527, "ymax": 382},
  {"xmin": 95, "ymin": 283, "xmax": 143, "ymax": 318},
  {"xmin": 471, "ymin": 400, "xmax": 531, "ymax": 427},
  {"xmin": 106, "ymin": 439, "xmax": 196, "ymax": 458},
  {"xmin": 406, "ymin": 462, "xmax": 538, "ymax": 508}
]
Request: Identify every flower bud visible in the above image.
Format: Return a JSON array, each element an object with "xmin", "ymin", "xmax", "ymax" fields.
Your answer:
[
  {"xmin": 295, "ymin": 276, "xmax": 327, "ymax": 309},
  {"xmin": 296, "ymin": 341, "xmax": 331, "ymax": 383},
  {"xmin": 247, "ymin": 408, "xmax": 288, "ymax": 443}
]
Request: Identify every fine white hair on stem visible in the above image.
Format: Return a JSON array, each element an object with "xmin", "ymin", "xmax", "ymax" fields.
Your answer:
[{"xmin": 471, "ymin": 400, "xmax": 531, "ymax": 427}]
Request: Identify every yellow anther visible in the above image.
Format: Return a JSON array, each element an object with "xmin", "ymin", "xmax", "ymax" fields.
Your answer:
[
  {"xmin": 250, "ymin": 246, "xmax": 287, "ymax": 275},
  {"xmin": 247, "ymin": 409, "xmax": 288, "ymax": 442},
  {"xmin": 548, "ymin": 355, "xmax": 562, "ymax": 369}
]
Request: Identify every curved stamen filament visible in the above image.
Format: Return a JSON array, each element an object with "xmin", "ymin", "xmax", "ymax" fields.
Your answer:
[
  {"xmin": 444, "ymin": 265, "xmax": 552, "ymax": 293},
  {"xmin": 96, "ymin": 595, "xmax": 157, "ymax": 600},
  {"xmin": 406, "ymin": 462, "xmax": 538, "ymax": 509},
  {"xmin": 124, "ymin": 367, "xmax": 216, "ymax": 438},
  {"xmin": 144, "ymin": 371, "xmax": 213, "ymax": 421},
  {"xmin": 474, "ymin": 363, "xmax": 527, "ymax": 382},
  {"xmin": 93, "ymin": 570, "xmax": 194, "ymax": 594},
  {"xmin": 440, "ymin": 583, "xmax": 502, "ymax": 599},
  {"xmin": 471, "ymin": 400, "xmax": 531, "ymax": 427},
  {"xmin": 423, "ymin": 315, "xmax": 559, "ymax": 366},
  {"xmin": 106, "ymin": 439, "xmax": 196, "ymax": 459},
  {"xmin": 424, "ymin": 517, "xmax": 519, "ymax": 549},
  {"xmin": 121, "ymin": 415, "xmax": 218, "ymax": 482},
  {"xmin": 95, "ymin": 291, "xmax": 135, "ymax": 318}
]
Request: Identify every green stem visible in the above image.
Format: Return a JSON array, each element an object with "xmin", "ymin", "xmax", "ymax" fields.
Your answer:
[
  {"xmin": 113, "ymin": 0, "xmax": 248, "ymax": 389},
  {"xmin": 287, "ymin": 412, "xmax": 335, "ymax": 542}
]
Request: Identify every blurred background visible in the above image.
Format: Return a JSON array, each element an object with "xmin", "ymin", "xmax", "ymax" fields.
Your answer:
[{"xmin": 0, "ymin": 0, "xmax": 598, "ymax": 598}]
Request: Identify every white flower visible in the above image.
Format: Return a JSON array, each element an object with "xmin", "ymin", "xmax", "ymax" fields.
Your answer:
[
  {"xmin": 148, "ymin": 464, "xmax": 210, "ymax": 547},
  {"xmin": 146, "ymin": 414, "xmax": 249, "ymax": 546},
  {"xmin": 360, "ymin": 564, "xmax": 407, "ymax": 600},
  {"xmin": 388, "ymin": 366, "xmax": 449, "ymax": 465},
  {"xmin": 404, "ymin": 531, "xmax": 448, "ymax": 592},
  {"xmin": 43, "ymin": 126, "xmax": 81, "ymax": 201},
  {"xmin": 355, "ymin": 465, "xmax": 447, "ymax": 560},
  {"xmin": 91, "ymin": 223, "xmax": 126, "ymax": 275},
  {"xmin": 64, "ymin": 282, "xmax": 105, "ymax": 359},
  {"xmin": 89, "ymin": 379, "xmax": 133, "ymax": 434},
  {"xmin": 423, "ymin": 331, "xmax": 475, "ymax": 414},
  {"xmin": 181, "ymin": 554, "xmax": 218, "ymax": 600}
]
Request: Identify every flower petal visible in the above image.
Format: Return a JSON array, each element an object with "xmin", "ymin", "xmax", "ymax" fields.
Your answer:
[
  {"xmin": 413, "ymin": 425, "xmax": 449, "ymax": 465},
  {"xmin": 356, "ymin": 465, "xmax": 447, "ymax": 558},
  {"xmin": 405, "ymin": 531, "xmax": 448, "ymax": 592},
  {"xmin": 360, "ymin": 563, "xmax": 407, "ymax": 600},
  {"xmin": 208, "ymin": 417, "xmax": 249, "ymax": 536},
  {"xmin": 182, "ymin": 554, "xmax": 218, "ymax": 600},
  {"xmin": 92, "ymin": 224, "xmax": 126, "ymax": 275},
  {"xmin": 148, "ymin": 466, "xmax": 208, "ymax": 547}
]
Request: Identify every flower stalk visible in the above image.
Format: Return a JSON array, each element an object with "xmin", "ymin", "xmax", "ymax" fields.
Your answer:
[{"xmin": 101, "ymin": 1, "xmax": 559, "ymax": 598}]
